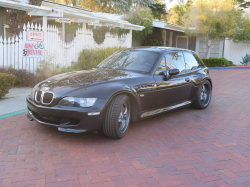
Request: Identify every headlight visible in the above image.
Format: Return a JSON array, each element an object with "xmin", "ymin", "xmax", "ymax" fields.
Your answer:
[
  {"xmin": 30, "ymin": 88, "xmax": 35, "ymax": 100},
  {"xmin": 58, "ymin": 97, "xmax": 97, "ymax": 107}
]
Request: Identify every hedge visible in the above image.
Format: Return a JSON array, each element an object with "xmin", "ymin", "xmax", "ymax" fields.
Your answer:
[
  {"xmin": 77, "ymin": 47, "xmax": 125, "ymax": 70},
  {"xmin": 0, "ymin": 68, "xmax": 42, "ymax": 87},
  {"xmin": 0, "ymin": 73, "xmax": 15, "ymax": 99},
  {"xmin": 201, "ymin": 57, "xmax": 233, "ymax": 67},
  {"xmin": 144, "ymin": 37, "xmax": 164, "ymax": 46}
]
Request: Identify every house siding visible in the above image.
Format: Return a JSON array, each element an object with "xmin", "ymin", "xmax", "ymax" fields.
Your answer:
[
  {"xmin": 188, "ymin": 37, "xmax": 196, "ymax": 51},
  {"xmin": 132, "ymin": 39, "xmax": 143, "ymax": 47},
  {"xmin": 0, "ymin": 7, "xmax": 7, "ymax": 37},
  {"xmin": 224, "ymin": 39, "xmax": 250, "ymax": 65},
  {"xmin": 131, "ymin": 27, "xmax": 197, "ymax": 51}
]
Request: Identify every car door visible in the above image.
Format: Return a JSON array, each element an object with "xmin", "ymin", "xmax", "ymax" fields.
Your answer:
[
  {"xmin": 153, "ymin": 51, "xmax": 193, "ymax": 109},
  {"xmin": 183, "ymin": 52, "xmax": 205, "ymax": 100}
]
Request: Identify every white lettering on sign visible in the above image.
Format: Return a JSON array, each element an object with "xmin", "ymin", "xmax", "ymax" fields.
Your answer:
[
  {"xmin": 23, "ymin": 41, "xmax": 44, "ymax": 58},
  {"xmin": 27, "ymin": 30, "xmax": 44, "ymax": 41}
]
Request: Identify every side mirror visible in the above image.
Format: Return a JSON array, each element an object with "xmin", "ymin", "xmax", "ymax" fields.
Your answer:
[
  {"xmin": 169, "ymin": 69, "xmax": 180, "ymax": 76},
  {"xmin": 158, "ymin": 71, "xmax": 165, "ymax": 76},
  {"xmin": 163, "ymin": 68, "xmax": 179, "ymax": 81}
]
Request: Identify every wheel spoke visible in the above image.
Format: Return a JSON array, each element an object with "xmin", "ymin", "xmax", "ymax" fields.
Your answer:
[
  {"xmin": 200, "ymin": 92, "xmax": 204, "ymax": 100},
  {"xmin": 123, "ymin": 105, "xmax": 127, "ymax": 117},
  {"xmin": 118, "ymin": 112, "xmax": 123, "ymax": 122},
  {"xmin": 203, "ymin": 94, "xmax": 207, "ymax": 100},
  {"xmin": 202, "ymin": 85, "xmax": 205, "ymax": 91}
]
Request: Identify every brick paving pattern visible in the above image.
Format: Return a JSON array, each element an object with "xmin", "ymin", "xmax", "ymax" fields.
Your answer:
[{"xmin": 1, "ymin": 69, "xmax": 250, "ymax": 187}]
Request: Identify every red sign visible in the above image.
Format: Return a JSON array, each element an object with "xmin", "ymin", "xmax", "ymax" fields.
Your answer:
[{"xmin": 23, "ymin": 41, "xmax": 44, "ymax": 58}]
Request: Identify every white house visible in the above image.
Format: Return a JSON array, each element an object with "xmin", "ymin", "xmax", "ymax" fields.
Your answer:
[
  {"xmin": 132, "ymin": 20, "xmax": 250, "ymax": 65},
  {"xmin": 132, "ymin": 20, "xmax": 224, "ymax": 60},
  {"xmin": 0, "ymin": 0, "xmax": 144, "ymax": 73}
]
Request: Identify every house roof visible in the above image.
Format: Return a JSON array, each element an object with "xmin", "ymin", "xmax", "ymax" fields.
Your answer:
[
  {"xmin": 153, "ymin": 20, "xmax": 185, "ymax": 33},
  {"xmin": 0, "ymin": 0, "xmax": 144, "ymax": 31}
]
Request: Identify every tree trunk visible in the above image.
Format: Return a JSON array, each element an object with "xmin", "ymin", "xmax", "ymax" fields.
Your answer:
[
  {"xmin": 205, "ymin": 39, "xmax": 215, "ymax": 58},
  {"xmin": 205, "ymin": 38, "xmax": 210, "ymax": 58}
]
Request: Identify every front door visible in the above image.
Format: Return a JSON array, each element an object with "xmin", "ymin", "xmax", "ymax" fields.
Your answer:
[
  {"xmin": 177, "ymin": 37, "xmax": 188, "ymax": 49},
  {"xmin": 154, "ymin": 52, "xmax": 193, "ymax": 109}
]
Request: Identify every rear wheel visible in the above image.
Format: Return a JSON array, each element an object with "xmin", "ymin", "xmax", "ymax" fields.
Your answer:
[
  {"xmin": 192, "ymin": 80, "xmax": 212, "ymax": 109},
  {"xmin": 103, "ymin": 95, "xmax": 131, "ymax": 139}
]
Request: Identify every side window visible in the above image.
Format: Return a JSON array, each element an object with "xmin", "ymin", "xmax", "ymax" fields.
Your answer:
[
  {"xmin": 165, "ymin": 52, "xmax": 186, "ymax": 73},
  {"xmin": 155, "ymin": 57, "xmax": 166, "ymax": 75},
  {"xmin": 184, "ymin": 52, "xmax": 200, "ymax": 71}
]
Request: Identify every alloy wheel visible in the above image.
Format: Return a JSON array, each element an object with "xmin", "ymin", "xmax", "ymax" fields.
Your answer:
[
  {"xmin": 200, "ymin": 84, "xmax": 211, "ymax": 106},
  {"xmin": 118, "ymin": 101, "xmax": 130, "ymax": 133}
]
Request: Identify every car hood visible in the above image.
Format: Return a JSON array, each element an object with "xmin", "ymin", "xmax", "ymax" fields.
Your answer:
[{"xmin": 37, "ymin": 68, "xmax": 142, "ymax": 93}]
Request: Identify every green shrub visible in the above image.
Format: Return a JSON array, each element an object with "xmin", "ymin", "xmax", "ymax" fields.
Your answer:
[
  {"xmin": 76, "ymin": 47, "xmax": 125, "ymax": 70},
  {"xmin": 0, "ymin": 68, "xmax": 42, "ymax": 87},
  {"xmin": 35, "ymin": 47, "xmax": 125, "ymax": 80},
  {"xmin": 228, "ymin": 61, "xmax": 233, "ymax": 66},
  {"xmin": 240, "ymin": 53, "xmax": 250, "ymax": 65},
  {"xmin": 0, "ymin": 73, "xmax": 15, "ymax": 98},
  {"xmin": 126, "ymin": 9, "xmax": 154, "ymax": 40},
  {"xmin": 201, "ymin": 57, "xmax": 234, "ymax": 67},
  {"xmin": 144, "ymin": 37, "xmax": 164, "ymax": 46}
]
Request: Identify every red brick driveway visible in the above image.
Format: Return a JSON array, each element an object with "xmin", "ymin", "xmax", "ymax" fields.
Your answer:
[{"xmin": 1, "ymin": 69, "xmax": 250, "ymax": 187}]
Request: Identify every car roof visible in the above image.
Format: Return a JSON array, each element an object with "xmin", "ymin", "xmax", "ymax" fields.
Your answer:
[{"xmin": 125, "ymin": 46, "xmax": 194, "ymax": 53}]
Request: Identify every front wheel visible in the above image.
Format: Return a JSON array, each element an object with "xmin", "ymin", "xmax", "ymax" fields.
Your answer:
[
  {"xmin": 103, "ymin": 94, "xmax": 131, "ymax": 139},
  {"xmin": 192, "ymin": 80, "xmax": 212, "ymax": 109}
]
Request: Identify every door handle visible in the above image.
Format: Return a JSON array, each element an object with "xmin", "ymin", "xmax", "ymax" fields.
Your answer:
[{"xmin": 185, "ymin": 78, "xmax": 190, "ymax": 82}]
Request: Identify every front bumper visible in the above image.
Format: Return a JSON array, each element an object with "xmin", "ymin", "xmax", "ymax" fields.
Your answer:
[{"xmin": 26, "ymin": 96, "xmax": 106, "ymax": 133}]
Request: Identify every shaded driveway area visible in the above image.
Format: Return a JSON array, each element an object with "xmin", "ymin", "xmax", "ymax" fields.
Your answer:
[{"xmin": 1, "ymin": 69, "xmax": 250, "ymax": 187}]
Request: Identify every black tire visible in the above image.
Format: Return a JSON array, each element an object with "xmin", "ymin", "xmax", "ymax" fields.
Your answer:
[
  {"xmin": 103, "ymin": 94, "xmax": 131, "ymax": 139},
  {"xmin": 192, "ymin": 80, "xmax": 212, "ymax": 109}
]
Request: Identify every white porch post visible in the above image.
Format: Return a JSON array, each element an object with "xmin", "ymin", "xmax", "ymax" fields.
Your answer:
[
  {"xmin": 43, "ymin": 16, "xmax": 47, "ymax": 29},
  {"xmin": 169, "ymin": 31, "xmax": 173, "ymax": 47},
  {"xmin": 82, "ymin": 23, "xmax": 86, "ymax": 30},
  {"xmin": 43, "ymin": 16, "xmax": 47, "ymax": 61},
  {"xmin": 130, "ymin": 29, "xmax": 132, "ymax": 48},
  {"xmin": 62, "ymin": 22, "xmax": 65, "ymax": 42}
]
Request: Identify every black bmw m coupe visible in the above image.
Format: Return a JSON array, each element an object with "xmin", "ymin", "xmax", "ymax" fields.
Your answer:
[{"xmin": 27, "ymin": 47, "xmax": 212, "ymax": 139}]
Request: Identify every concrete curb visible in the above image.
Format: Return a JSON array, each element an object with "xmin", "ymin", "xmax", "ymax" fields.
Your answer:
[{"xmin": 209, "ymin": 66, "xmax": 250, "ymax": 69}]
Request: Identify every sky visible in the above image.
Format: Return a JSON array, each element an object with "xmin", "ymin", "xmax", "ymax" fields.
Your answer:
[{"xmin": 165, "ymin": 0, "xmax": 187, "ymax": 9}]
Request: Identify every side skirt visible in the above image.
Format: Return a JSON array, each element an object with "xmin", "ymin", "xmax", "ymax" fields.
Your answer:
[{"xmin": 141, "ymin": 101, "xmax": 192, "ymax": 118}]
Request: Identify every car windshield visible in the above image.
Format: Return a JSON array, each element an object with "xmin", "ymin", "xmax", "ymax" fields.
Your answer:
[{"xmin": 97, "ymin": 50, "xmax": 160, "ymax": 73}]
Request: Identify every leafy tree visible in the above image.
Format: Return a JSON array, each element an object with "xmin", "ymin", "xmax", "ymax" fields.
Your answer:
[
  {"xmin": 51, "ymin": 0, "xmax": 154, "ymax": 14},
  {"xmin": 125, "ymin": 9, "xmax": 154, "ymax": 40},
  {"xmin": 149, "ymin": 3, "xmax": 167, "ymax": 20},
  {"xmin": 94, "ymin": 0, "xmax": 154, "ymax": 14},
  {"xmin": 7, "ymin": 0, "xmax": 42, "ymax": 36},
  {"xmin": 168, "ymin": 0, "xmax": 192, "ymax": 26},
  {"xmin": 184, "ymin": 0, "xmax": 250, "ymax": 58},
  {"xmin": 237, "ymin": 0, "xmax": 250, "ymax": 9}
]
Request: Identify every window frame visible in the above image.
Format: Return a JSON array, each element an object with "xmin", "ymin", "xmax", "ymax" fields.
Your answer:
[
  {"xmin": 154, "ymin": 55, "xmax": 167, "ymax": 76},
  {"xmin": 154, "ymin": 51, "xmax": 186, "ymax": 76},
  {"xmin": 4, "ymin": 24, "xmax": 21, "ymax": 39},
  {"xmin": 183, "ymin": 51, "xmax": 204, "ymax": 73},
  {"xmin": 165, "ymin": 51, "xmax": 186, "ymax": 75}
]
